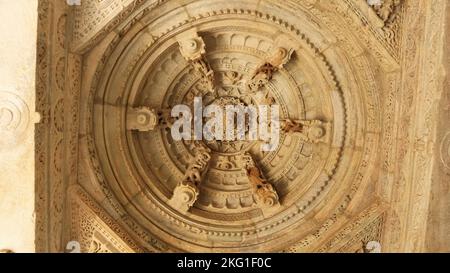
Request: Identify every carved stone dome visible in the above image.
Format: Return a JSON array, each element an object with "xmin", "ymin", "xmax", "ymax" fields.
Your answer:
[{"xmin": 86, "ymin": 0, "xmax": 383, "ymax": 252}]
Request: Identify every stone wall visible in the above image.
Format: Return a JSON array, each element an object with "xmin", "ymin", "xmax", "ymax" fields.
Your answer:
[
  {"xmin": 0, "ymin": 0, "xmax": 39, "ymax": 253},
  {"xmin": 0, "ymin": 0, "xmax": 447, "ymax": 253}
]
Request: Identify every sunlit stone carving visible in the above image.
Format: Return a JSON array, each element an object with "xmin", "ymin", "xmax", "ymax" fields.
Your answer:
[
  {"xmin": 178, "ymin": 32, "xmax": 216, "ymax": 93},
  {"xmin": 243, "ymin": 153, "xmax": 280, "ymax": 214},
  {"xmin": 247, "ymin": 47, "xmax": 294, "ymax": 92},
  {"xmin": 169, "ymin": 181, "xmax": 200, "ymax": 213},
  {"xmin": 282, "ymin": 119, "xmax": 331, "ymax": 144},
  {"xmin": 169, "ymin": 146, "xmax": 211, "ymax": 213},
  {"xmin": 60, "ymin": 0, "xmax": 448, "ymax": 253}
]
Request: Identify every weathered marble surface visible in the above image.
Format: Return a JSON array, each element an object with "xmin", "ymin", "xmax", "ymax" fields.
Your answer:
[{"xmin": 0, "ymin": 0, "xmax": 38, "ymax": 253}]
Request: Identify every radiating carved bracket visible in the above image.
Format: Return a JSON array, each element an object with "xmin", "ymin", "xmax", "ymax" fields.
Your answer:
[
  {"xmin": 247, "ymin": 47, "xmax": 294, "ymax": 92},
  {"xmin": 281, "ymin": 119, "xmax": 331, "ymax": 144},
  {"xmin": 126, "ymin": 107, "xmax": 158, "ymax": 132},
  {"xmin": 177, "ymin": 32, "xmax": 216, "ymax": 93},
  {"xmin": 243, "ymin": 153, "xmax": 280, "ymax": 215},
  {"xmin": 169, "ymin": 146, "xmax": 211, "ymax": 213}
]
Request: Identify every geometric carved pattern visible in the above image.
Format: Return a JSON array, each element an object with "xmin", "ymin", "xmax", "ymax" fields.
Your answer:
[
  {"xmin": 69, "ymin": 186, "xmax": 147, "ymax": 253},
  {"xmin": 316, "ymin": 204, "xmax": 387, "ymax": 253}
]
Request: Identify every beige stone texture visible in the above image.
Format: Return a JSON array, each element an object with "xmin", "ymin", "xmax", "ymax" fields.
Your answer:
[{"xmin": 0, "ymin": 0, "xmax": 38, "ymax": 253}]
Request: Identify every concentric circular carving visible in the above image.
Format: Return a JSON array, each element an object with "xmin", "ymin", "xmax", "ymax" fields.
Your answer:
[
  {"xmin": 0, "ymin": 91, "xmax": 30, "ymax": 150},
  {"xmin": 87, "ymin": 0, "xmax": 381, "ymax": 252}
]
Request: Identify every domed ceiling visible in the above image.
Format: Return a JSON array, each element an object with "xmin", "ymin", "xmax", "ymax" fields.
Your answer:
[
  {"xmin": 34, "ymin": 0, "xmax": 448, "ymax": 253},
  {"xmin": 85, "ymin": 0, "xmax": 382, "ymax": 252}
]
